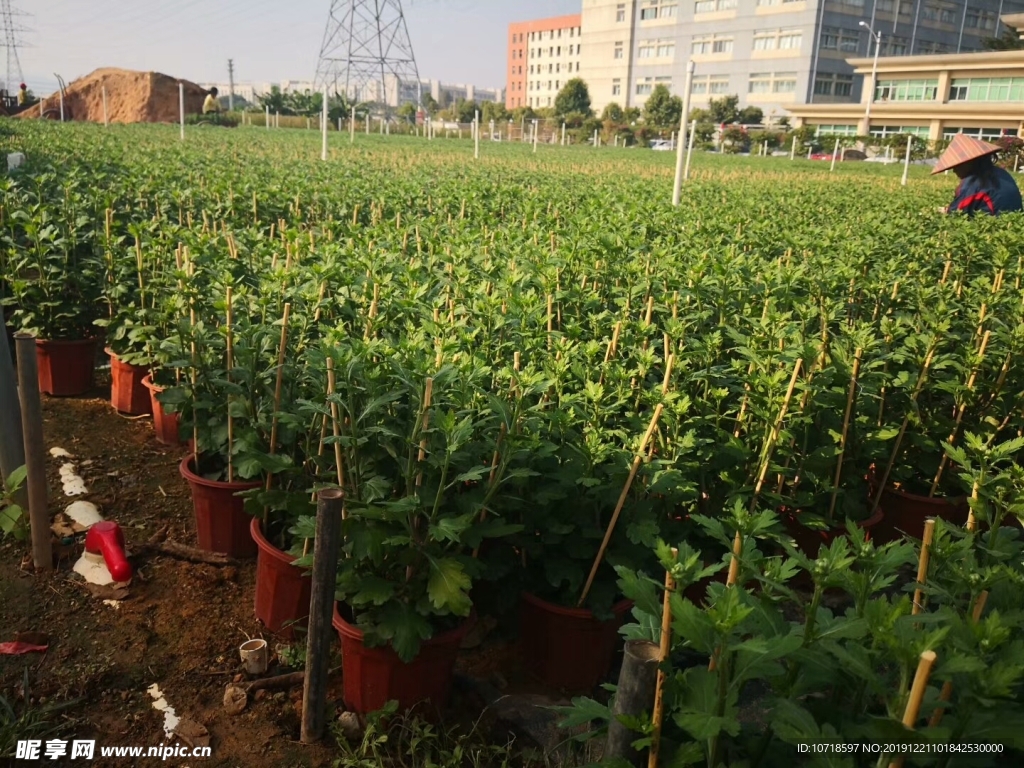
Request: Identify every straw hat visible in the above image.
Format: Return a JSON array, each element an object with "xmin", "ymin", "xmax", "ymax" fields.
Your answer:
[{"xmin": 932, "ymin": 134, "xmax": 1001, "ymax": 174}]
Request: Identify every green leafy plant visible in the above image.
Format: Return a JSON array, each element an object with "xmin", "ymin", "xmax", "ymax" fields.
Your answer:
[{"xmin": 0, "ymin": 465, "xmax": 28, "ymax": 540}]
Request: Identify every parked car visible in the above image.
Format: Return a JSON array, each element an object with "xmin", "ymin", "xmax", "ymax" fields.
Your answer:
[{"xmin": 649, "ymin": 140, "xmax": 673, "ymax": 151}]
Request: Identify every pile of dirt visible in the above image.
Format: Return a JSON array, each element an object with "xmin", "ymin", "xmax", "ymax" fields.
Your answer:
[{"xmin": 16, "ymin": 68, "xmax": 208, "ymax": 124}]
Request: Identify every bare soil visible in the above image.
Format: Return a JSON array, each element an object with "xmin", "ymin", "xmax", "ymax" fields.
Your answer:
[{"xmin": 0, "ymin": 374, "xmax": 565, "ymax": 767}]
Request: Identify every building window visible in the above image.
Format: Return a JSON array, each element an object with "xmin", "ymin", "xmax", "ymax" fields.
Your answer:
[
  {"xmin": 943, "ymin": 126, "xmax": 1016, "ymax": 141},
  {"xmin": 949, "ymin": 77, "xmax": 1024, "ymax": 102},
  {"xmin": 939, "ymin": 8, "xmax": 957, "ymax": 23},
  {"xmin": 819, "ymin": 27, "xmax": 860, "ymax": 52},
  {"xmin": 657, "ymin": 40, "xmax": 674, "ymax": 56},
  {"xmin": 636, "ymin": 77, "xmax": 654, "ymax": 95},
  {"xmin": 916, "ymin": 39, "xmax": 950, "ymax": 54},
  {"xmin": 965, "ymin": 9, "xmax": 997, "ymax": 30},
  {"xmin": 694, "ymin": 0, "xmax": 736, "ymax": 12},
  {"xmin": 556, "ymin": 81, "xmax": 560, "ymax": 89},
  {"xmin": 869, "ymin": 125, "xmax": 930, "ymax": 138},
  {"xmin": 557, "ymin": 46, "xmax": 561, "ymax": 55},
  {"xmin": 614, "ymin": 41, "xmax": 624, "ymax": 58},
  {"xmin": 813, "ymin": 72, "xmax": 855, "ymax": 96},
  {"xmin": 616, "ymin": 3, "xmax": 626, "ymax": 21},
  {"xmin": 831, "ymin": 0, "xmax": 865, "ymax": 8},
  {"xmin": 640, "ymin": 38, "xmax": 675, "ymax": 58},
  {"xmin": 756, "ymin": 0, "xmax": 803, "ymax": 5},
  {"xmin": 753, "ymin": 28, "xmax": 803, "ymax": 51},
  {"xmin": 612, "ymin": 78, "xmax": 622, "ymax": 95},
  {"xmin": 921, "ymin": 4, "xmax": 939, "ymax": 21},
  {"xmin": 883, "ymin": 36, "xmax": 909, "ymax": 55},
  {"xmin": 816, "ymin": 124, "xmax": 858, "ymax": 136},
  {"xmin": 556, "ymin": 63, "xmax": 561, "ymax": 72},
  {"xmin": 749, "ymin": 71, "xmax": 797, "ymax": 94},
  {"xmin": 692, "ymin": 35, "xmax": 734, "ymax": 54},
  {"xmin": 874, "ymin": 78, "xmax": 939, "ymax": 101},
  {"xmin": 691, "ymin": 74, "xmax": 730, "ymax": 94},
  {"xmin": 641, "ymin": 0, "xmax": 679, "ymax": 19}
]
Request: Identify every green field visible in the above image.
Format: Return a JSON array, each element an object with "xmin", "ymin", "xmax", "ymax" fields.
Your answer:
[{"xmin": 3, "ymin": 121, "xmax": 1024, "ymax": 765}]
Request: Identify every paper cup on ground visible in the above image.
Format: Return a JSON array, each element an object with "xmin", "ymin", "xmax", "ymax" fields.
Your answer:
[{"xmin": 239, "ymin": 639, "xmax": 268, "ymax": 675}]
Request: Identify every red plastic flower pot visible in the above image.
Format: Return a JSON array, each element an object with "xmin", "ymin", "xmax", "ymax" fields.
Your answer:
[
  {"xmin": 107, "ymin": 349, "xmax": 152, "ymax": 415},
  {"xmin": 519, "ymin": 592, "xmax": 633, "ymax": 694},
  {"xmin": 332, "ymin": 603, "xmax": 473, "ymax": 715},
  {"xmin": 252, "ymin": 517, "xmax": 310, "ymax": 638},
  {"xmin": 35, "ymin": 338, "xmax": 98, "ymax": 396},
  {"xmin": 872, "ymin": 487, "xmax": 968, "ymax": 544},
  {"xmin": 780, "ymin": 507, "xmax": 885, "ymax": 559},
  {"xmin": 142, "ymin": 375, "xmax": 183, "ymax": 447},
  {"xmin": 179, "ymin": 455, "xmax": 260, "ymax": 558}
]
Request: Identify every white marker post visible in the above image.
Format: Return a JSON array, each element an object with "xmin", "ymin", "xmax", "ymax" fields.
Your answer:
[
  {"xmin": 533, "ymin": 120, "xmax": 538, "ymax": 152},
  {"xmin": 102, "ymin": 86, "xmax": 109, "ymax": 127},
  {"xmin": 593, "ymin": 128, "xmax": 598, "ymax": 148},
  {"xmin": 474, "ymin": 109, "xmax": 480, "ymax": 159},
  {"xmin": 379, "ymin": 117, "xmax": 383, "ymax": 135},
  {"xmin": 265, "ymin": 105, "xmax": 270, "ymax": 131},
  {"xmin": 672, "ymin": 60, "xmax": 696, "ymax": 207},
  {"xmin": 829, "ymin": 138, "xmax": 840, "ymax": 172},
  {"xmin": 902, "ymin": 136, "xmax": 913, "ymax": 186},
  {"xmin": 807, "ymin": 146, "xmax": 813, "ymax": 160},
  {"xmin": 365, "ymin": 114, "xmax": 369, "ymax": 135},
  {"xmin": 350, "ymin": 106, "xmax": 355, "ymax": 143},
  {"xmin": 561, "ymin": 122, "xmax": 566, "ymax": 146},
  {"xmin": 684, "ymin": 119, "xmax": 696, "ymax": 181},
  {"xmin": 321, "ymin": 86, "xmax": 328, "ymax": 161},
  {"xmin": 178, "ymin": 82, "xmax": 184, "ymax": 140},
  {"xmin": 276, "ymin": 111, "xmax": 280, "ymax": 128},
  {"xmin": 790, "ymin": 138, "xmax": 797, "ymax": 160},
  {"xmin": 338, "ymin": 116, "xmax": 342, "ymax": 132}
]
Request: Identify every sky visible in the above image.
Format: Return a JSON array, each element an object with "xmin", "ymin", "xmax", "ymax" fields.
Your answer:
[{"xmin": 16, "ymin": 0, "xmax": 580, "ymax": 97}]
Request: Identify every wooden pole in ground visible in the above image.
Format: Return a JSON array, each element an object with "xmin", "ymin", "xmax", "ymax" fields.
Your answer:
[
  {"xmin": 0, "ymin": 324, "xmax": 26, "ymax": 517},
  {"xmin": 827, "ymin": 348, "xmax": 863, "ymax": 521},
  {"xmin": 605, "ymin": 640, "xmax": 660, "ymax": 767},
  {"xmin": 648, "ymin": 548, "xmax": 677, "ymax": 768},
  {"xmin": 300, "ymin": 488, "xmax": 344, "ymax": 744},
  {"xmin": 578, "ymin": 404, "xmax": 664, "ymax": 607},
  {"xmin": 14, "ymin": 334, "xmax": 51, "ymax": 570}
]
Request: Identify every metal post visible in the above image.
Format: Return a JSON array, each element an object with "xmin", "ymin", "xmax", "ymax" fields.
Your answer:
[
  {"xmin": 102, "ymin": 86, "xmax": 109, "ymax": 127},
  {"xmin": 561, "ymin": 122, "xmax": 566, "ymax": 146},
  {"xmin": 672, "ymin": 60, "xmax": 697, "ymax": 207},
  {"xmin": 533, "ymin": 120, "xmax": 538, "ymax": 152},
  {"xmin": 350, "ymin": 106, "xmax": 355, "ymax": 143},
  {"xmin": 474, "ymin": 110, "xmax": 480, "ymax": 159},
  {"xmin": 830, "ymin": 138, "xmax": 840, "ymax": 172},
  {"xmin": 14, "ymin": 334, "xmax": 51, "ymax": 571},
  {"xmin": 178, "ymin": 83, "xmax": 184, "ymax": 140},
  {"xmin": 321, "ymin": 86, "xmax": 328, "ymax": 161},
  {"xmin": 684, "ymin": 119, "xmax": 696, "ymax": 181},
  {"xmin": 228, "ymin": 58, "xmax": 235, "ymax": 112},
  {"xmin": 859, "ymin": 23, "xmax": 882, "ymax": 138},
  {"xmin": 0, "ymin": 326, "xmax": 27, "ymax": 522},
  {"xmin": 276, "ymin": 111, "xmax": 280, "ymax": 128},
  {"xmin": 902, "ymin": 136, "xmax": 913, "ymax": 186},
  {"xmin": 300, "ymin": 489, "xmax": 343, "ymax": 743},
  {"xmin": 365, "ymin": 114, "xmax": 369, "ymax": 134},
  {"xmin": 266, "ymin": 104, "xmax": 270, "ymax": 131},
  {"xmin": 790, "ymin": 137, "xmax": 797, "ymax": 160}
]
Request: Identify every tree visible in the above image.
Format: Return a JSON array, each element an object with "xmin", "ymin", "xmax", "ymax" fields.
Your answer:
[
  {"xmin": 482, "ymin": 101, "xmax": 510, "ymax": 124},
  {"xmin": 397, "ymin": 102, "xmax": 418, "ymax": 123},
  {"xmin": 642, "ymin": 84, "xmax": 682, "ymax": 131},
  {"xmin": 257, "ymin": 85, "xmax": 289, "ymax": 115},
  {"xmin": 601, "ymin": 102, "xmax": 624, "ymax": 123},
  {"xmin": 421, "ymin": 93, "xmax": 439, "ymax": 116},
  {"xmin": 983, "ymin": 28, "xmax": 1024, "ymax": 50},
  {"xmin": 707, "ymin": 94, "xmax": 740, "ymax": 125},
  {"xmin": 738, "ymin": 106, "xmax": 764, "ymax": 125},
  {"xmin": 623, "ymin": 107, "xmax": 641, "ymax": 123},
  {"xmin": 454, "ymin": 99, "xmax": 479, "ymax": 124},
  {"xmin": 554, "ymin": 78, "xmax": 592, "ymax": 117}
]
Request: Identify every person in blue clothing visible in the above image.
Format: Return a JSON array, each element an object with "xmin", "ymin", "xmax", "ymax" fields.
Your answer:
[{"xmin": 933, "ymin": 134, "xmax": 1022, "ymax": 216}]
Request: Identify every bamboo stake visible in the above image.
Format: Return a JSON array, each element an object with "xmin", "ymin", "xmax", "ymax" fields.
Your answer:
[
  {"xmin": 869, "ymin": 347, "xmax": 936, "ymax": 516},
  {"xmin": 928, "ymin": 591, "xmax": 987, "ymax": 728},
  {"xmin": 930, "ymin": 330, "xmax": 991, "ymax": 495},
  {"xmin": 911, "ymin": 519, "xmax": 935, "ymax": 615},
  {"xmin": 326, "ymin": 357, "xmax": 345, "ymax": 494},
  {"xmin": 827, "ymin": 348, "xmax": 863, "ymax": 521},
  {"xmin": 708, "ymin": 531, "xmax": 743, "ymax": 673},
  {"xmin": 415, "ymin": 378, "xmax": 434, "ymax": 490},
  {"xmin": 263, "ymin": 303, "xmax": 291, "ymax": 527},
  {"xmin": 185, "ymin": 248, "xmax": 200, "ymax": 458},
  {"xmin": 648, "ymin": 548, "xmax": 677, "ymax": 768},
  {"xmin": 578, "ymin": 404, "xmax": 664, "ymax": 607},
  {"xmin": 471, "ymin": 423, "xmax": 507, "ymax": 559},
  {"xmin": 965, "ymin": 481, "xmax": 979, "ymax": 532},
  {"xmin": 226, "ymin": 287, "xmax": 234, "ymax": 482},
  {"xmin": 886, "ymin": 651, "xmax": 938, "ymax": 768},
  {"xmin": 751, "ymin": 358, "xmax": 803, "ymax": 507}
]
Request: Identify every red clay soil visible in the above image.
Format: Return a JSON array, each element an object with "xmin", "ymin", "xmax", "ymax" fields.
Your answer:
[{"xmin": 16, "ymin": 69, "xmax": 208, "ymax": 124}]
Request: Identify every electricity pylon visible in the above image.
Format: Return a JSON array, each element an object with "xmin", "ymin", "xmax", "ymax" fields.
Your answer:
[{"xmin": 313, "ymin": 0, "xmax": 421, "ymax": 109}]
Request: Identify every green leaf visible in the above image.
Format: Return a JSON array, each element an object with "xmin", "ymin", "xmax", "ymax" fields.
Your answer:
[
  {"xmin": 426, "ymin": 558, "xmax": 472, "ymax": 615},
  {"xmin": 553, "ymin": 696, "xmax": 610, "ymax": 730},
  {"xmin": 4, "ymin": 465, "xmax": 27, "ymax": 492}
]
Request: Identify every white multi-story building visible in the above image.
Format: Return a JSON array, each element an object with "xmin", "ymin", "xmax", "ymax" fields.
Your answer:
[{"xmin": 508, "ymin": 15, "xmax": 584, "ymax": 110}]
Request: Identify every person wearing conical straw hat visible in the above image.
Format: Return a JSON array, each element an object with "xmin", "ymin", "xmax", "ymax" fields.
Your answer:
[{"xmin": 934, "ymin": 134, "xmax": 1021, "ymax": 216}]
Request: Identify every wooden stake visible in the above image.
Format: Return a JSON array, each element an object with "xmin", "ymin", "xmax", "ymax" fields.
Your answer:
[
  {"xmin": 325, "ymin": 357, "xmax": 344, "ymax": 493},
  {"xmin": 911, "ymin": 519, "xmax": 936, "ymax": 615},
  {"xmin": 226, "ymin": 287, "xmax": 234, "ymax": 482},
  {"xmin": 827, "ymin": 348, "xmax": 862, "ymax": 520},
  {"xmin": 648, "ymin": 547, "xmax": 677, "ymax": 768},
  {"xmin": 709, "ymin": 532, "xmax": 744, "ymax": 672},
  {"xmin": 751, "ymin": 358, "xmax": 803, "ymax": 505},
  {"xmin": 578, "ymin": 404, "xmax": 664, "ymax": 607},
  {"xmin": 887, "ymin": 651, "xmax": 938, "ymax": 768},
  {"xmin": 263, "ymin": 303, "xmax": 291, "ymax": 527}
]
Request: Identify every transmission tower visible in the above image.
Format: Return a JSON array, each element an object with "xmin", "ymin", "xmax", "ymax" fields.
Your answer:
[
  {"xmin": 314, "ymin": 0, "xmax": 421, "ymax": 109},
  {"xmin": 1, "ymin": 0, "xmax": 27, "ymax": 96}
]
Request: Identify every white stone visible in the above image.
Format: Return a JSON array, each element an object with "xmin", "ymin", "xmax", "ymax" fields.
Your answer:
[
  {"xmin": 65, "ymin": 500, "xmax": 102, "ymax": 528},
  {"xmin": 73, "ymin": 551, "xmax": 113, "ymax": 586},
  {"xmin": 49, "ymin": 447, "xmax": 73, "ymax": 458},
  {"xmin": 7, "ymin": 152, "xmax": 25, "ymax": 171},
  {"xmin": 147, "ymin": 684, "xmax": 180, "ymax": 737}
]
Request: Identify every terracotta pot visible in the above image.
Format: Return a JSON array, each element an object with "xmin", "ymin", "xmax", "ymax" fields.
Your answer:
[
  {"xmin": 142, "ymin": 375, "xmax": 183, "ymax": 447},
  {"xmin": 873, "ymin": 487, "xmax": 969, "ymax": 544},
  {"xmin": 107, "ymin": 349, "xmax": 152, "ymax": 415},
  {"xmin": 251, "ymin": 518, "xmax": 310, "ymax": 638},
  {"xmin": 35, "ymin": 338, "xmax": 98, "ymax": 396},
  {"xmin": 519, "ymin": 592, "xmax": 633, "ymax": 693},
  {"xmin": 332, "ymin": 603, "xmax": 473, "ymax": 714},
  {"xmin": 179, "ymin": 455, "xmax": 260, "ymax": 557}
]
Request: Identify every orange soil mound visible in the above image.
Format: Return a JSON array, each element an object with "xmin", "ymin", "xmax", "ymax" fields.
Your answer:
[{"xmin": 17, "ymin": 68, "xmax": 208, "ymax": 124}]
